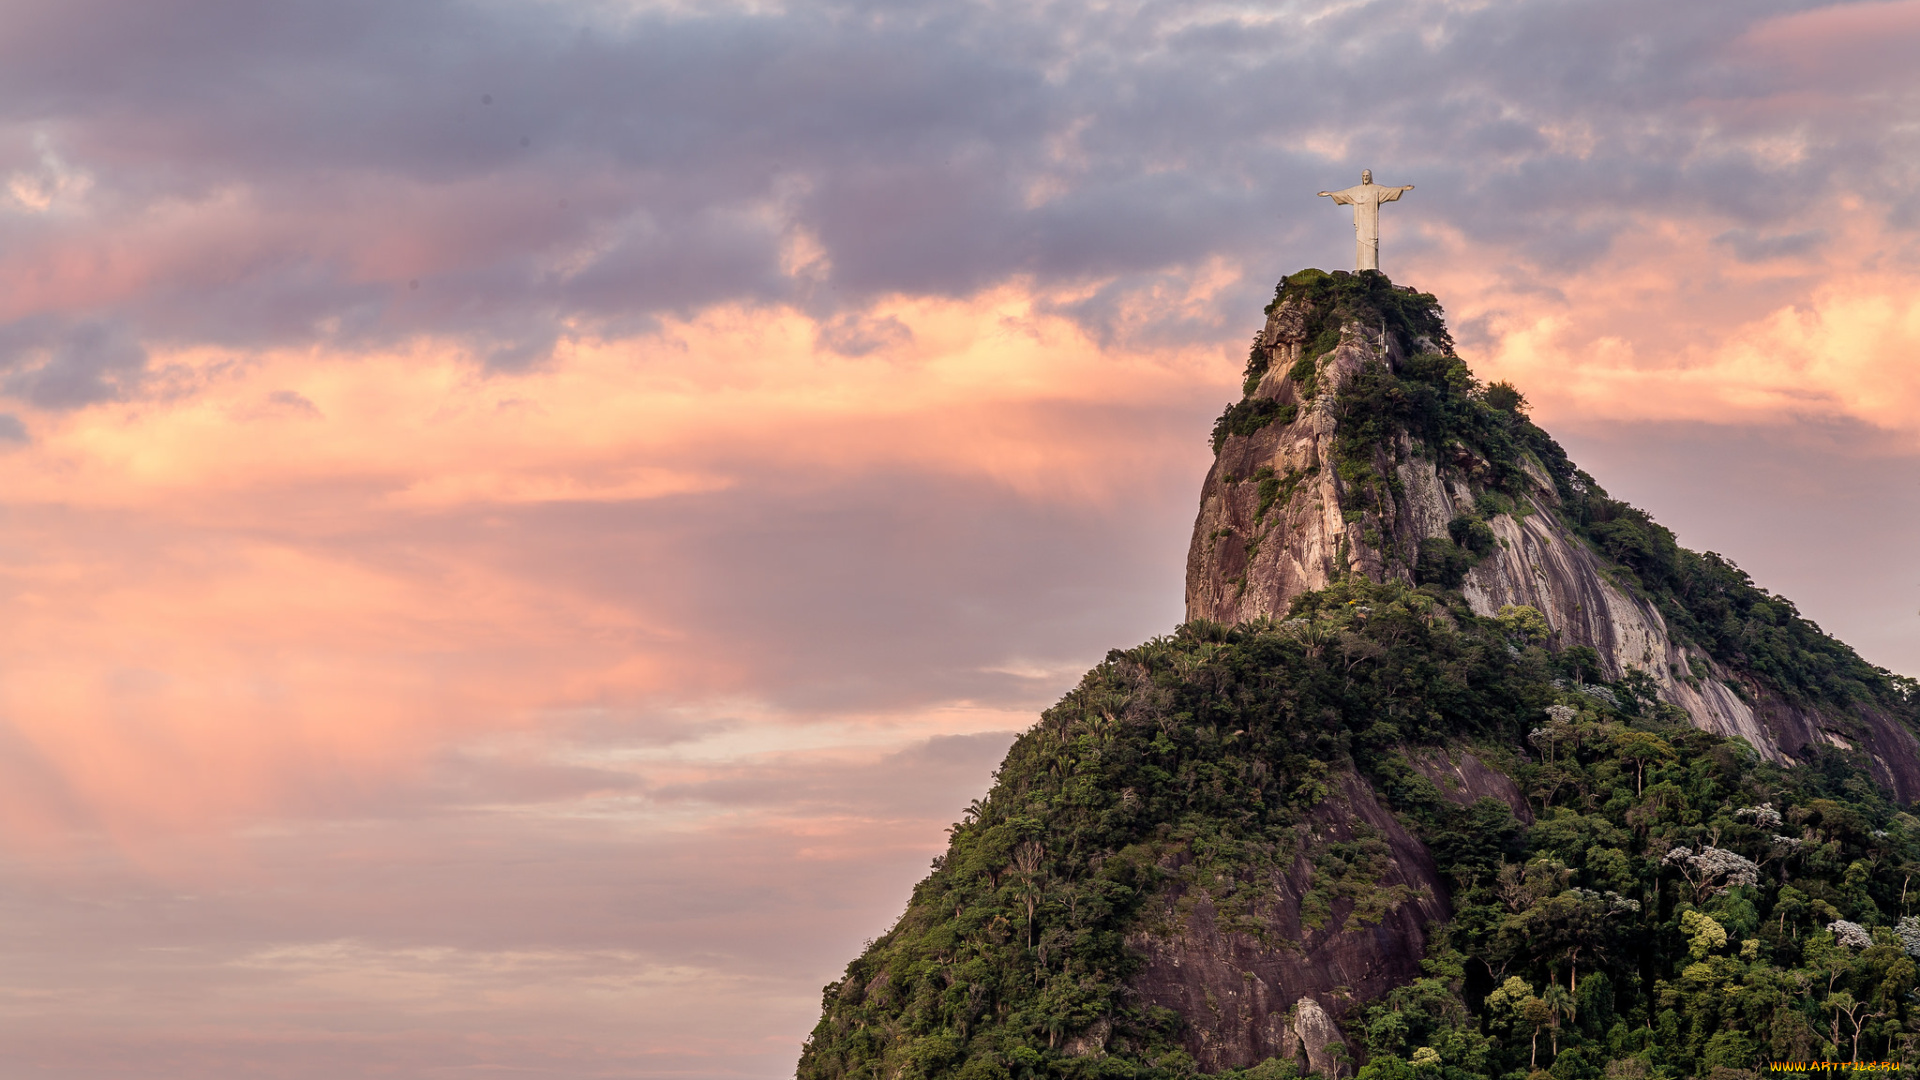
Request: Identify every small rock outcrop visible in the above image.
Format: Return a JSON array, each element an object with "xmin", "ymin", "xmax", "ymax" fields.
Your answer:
[
  {"xmin": 1289, "ymin": 997, "xmax": 1347, "ymax": 1079},
  {"xmin": 1404, "ymin": 746, "xmax": 1532, "ymax": 823}
]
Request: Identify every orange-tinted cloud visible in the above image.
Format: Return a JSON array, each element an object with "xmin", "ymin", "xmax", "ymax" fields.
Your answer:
[
  {"xmin": 1405, "ymin": 203, "xmax": 1920, "ymax": 445},
  {"xmin": 0, "ymin": 278, "xmax": 1227, "ymax": 845},
  {"xmin": 6, "ymin": 220, "xmax": 1920, "ymax": 847},
  {"xmin": 1, "ymin": 1, "xmax": 1918, "ymax": 1075}
]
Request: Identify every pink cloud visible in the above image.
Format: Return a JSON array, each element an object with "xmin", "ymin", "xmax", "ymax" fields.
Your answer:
[
  {"xmin": 1737, "ymin": 0, "xmax": 1920, "ymax": 80},
  {"xmin": 0, "ymin": 280, "xmax": 1216, "ymax": 851}
]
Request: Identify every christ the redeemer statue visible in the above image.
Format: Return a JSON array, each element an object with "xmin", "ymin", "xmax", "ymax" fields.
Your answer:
[{"xmin": 1318, "ymin": 170, "xmax": 1413, "ymax": 272}]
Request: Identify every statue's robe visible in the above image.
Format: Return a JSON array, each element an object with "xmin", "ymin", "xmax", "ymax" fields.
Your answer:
[{"xmin": 1322, "ymin": 181, "xmax": 1413, "ymax": 271}]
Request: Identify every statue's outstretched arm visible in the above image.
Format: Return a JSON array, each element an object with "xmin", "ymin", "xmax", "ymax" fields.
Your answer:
[
  {"xmin": 1378, "ymin": 185, "xmax": 1414, "ymax": 203},
  {"xmin": 1318, "ymin": 191, "xmax": 1355, "ymax": 204}
]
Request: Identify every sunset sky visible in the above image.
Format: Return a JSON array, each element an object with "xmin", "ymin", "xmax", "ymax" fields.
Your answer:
[{"xmin": 1, "ymin": 1, "xmax": 1918, "ymax": 1076}]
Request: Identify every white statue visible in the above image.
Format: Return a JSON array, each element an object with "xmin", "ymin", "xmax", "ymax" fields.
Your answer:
[{"xmin": 1318, "ymin": 170, "xmax": 1413, "ymax": 272}]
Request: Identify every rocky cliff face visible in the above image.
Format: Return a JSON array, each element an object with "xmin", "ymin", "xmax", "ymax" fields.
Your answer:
[
  {"xmin": 1185, "ymin": 275, "xmax": 1920, "ymax": 803},
  {"xmin": 798, "ymin": 270, "xmax": 1920, "ymax": 1080},
  {"xmin": 1142, "ymin": 269, "xmax": 1920, "ymax": 1071},
  {"xmin": 1126, "ymin": 742, "xmax": 1529, "ymax": 1074},
  {"xmin": 1128, "ymin": 769, "xmax": 1449, "ymax": 1072}
]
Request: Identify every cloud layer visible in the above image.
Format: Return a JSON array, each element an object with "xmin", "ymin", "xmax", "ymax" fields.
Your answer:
[
  {"xmin": 2, "ymin": 0, "xmax": 1917, "ymax": 394},
  {"xmin": 0, "ymin": 0, "xmax": 1917, "ymax": 1076}
]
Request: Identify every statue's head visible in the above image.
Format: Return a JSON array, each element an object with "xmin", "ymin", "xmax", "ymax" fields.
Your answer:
[{"xmin": 1361, "ymin": 169, "xmax": 1372, "ymax": 184}]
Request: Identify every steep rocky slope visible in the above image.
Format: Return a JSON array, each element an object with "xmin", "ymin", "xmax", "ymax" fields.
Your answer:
[
  {"xmin": 1187, "ymin": 271, "xmax": 1920, "ymax": 800},
  {"xmin": 1124, "ymin": 763, "xmax": 1495, "ymax": 1073},
  {"xmin": 797, "ymin": 270, "xmax": 1920, "ymax": 1080}
]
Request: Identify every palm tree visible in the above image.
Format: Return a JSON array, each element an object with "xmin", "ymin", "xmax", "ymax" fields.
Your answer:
[{"xmin": 1541, "ymin": 984, "xmax": 1574, "ymax": 1058}]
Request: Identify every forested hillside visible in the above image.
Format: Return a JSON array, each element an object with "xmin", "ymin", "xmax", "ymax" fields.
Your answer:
[{"xmin": 797, "ymin": 272, "xmax": 1920, "ymax": 1080}]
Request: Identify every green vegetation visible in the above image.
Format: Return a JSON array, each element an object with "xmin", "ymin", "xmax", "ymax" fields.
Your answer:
[
  {"xmin": 1214, "ymin": 399, "xmax": 1300, "ymax": 454},
  {"xmin": 1311, "ymin": 292, "xmax": 1913, "ymax": 715},
  {"xmin": 1219, "ymin": 269, "xmax": 1453, "ymax": 451},
  {"xmin": 1239, "ymin": 269, "xmax": 1457, "ymax": 394},
  {"xmin": 1559, "ymin": 494, "xmax": 1910, "ymax": 711},
  {"xmin": 1356, "ymin": 698, "xmax": 1920, "ymax": 1079},
  {"xmin": 1299, "ymin": 830, "xmax": 1424, "ymax": 932},
  {"xmin": 1254, "ymin": 466, "xmax": 1308, "ymax": 524},
  {"xmin": 797, "ymin": 574, "xmax": 1920, "ymax": 1079},
  {"xmin": 1328, "ymin": 350, "xmax": 1553, "ymax": 509},
  {"xmin": 798, "ymin": 579, "xmax": 1543, "ymax": 1080},
  {"xmin": 1415, "ymin": 514, "xmax": 1498, "ymax": 589},
  {"xmin": 800, "ymin": 272, "xmax": 1920, "ymax": 1080}
]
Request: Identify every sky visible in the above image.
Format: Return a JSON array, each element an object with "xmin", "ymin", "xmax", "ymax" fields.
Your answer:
[{"xmin": 0, "ymin": 0, "xmax": 1917, "ymax": 1076}]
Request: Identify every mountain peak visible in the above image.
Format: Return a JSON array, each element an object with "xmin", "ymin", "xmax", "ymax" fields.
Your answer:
[
  {"xmin": 1189, "ymin": 270, "xmax": 1920, "ymax": 800},
  {"xmin": 799, "ymin": 273, "xmax": 1920, "ymax": 1080}
]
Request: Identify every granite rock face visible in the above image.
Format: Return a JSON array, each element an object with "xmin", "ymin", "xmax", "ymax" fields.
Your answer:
[
  {"xmin": 1146, "ymin": 275, "xmax": 1920, "ymax": 1067},
  {"xmin": 1184, "ymin": 285, "xmax": 1920, "ymax": 802},
  {"xmin": 1129, "ymin": 770, "xmax": 1439, "ymax": 1074},
  {"xmin": 1403, "ymin": 746, "xmax": 1533, "ymax": 824}
]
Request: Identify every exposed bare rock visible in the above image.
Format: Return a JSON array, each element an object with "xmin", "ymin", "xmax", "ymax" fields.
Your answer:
[
  {"xmin": 1405, "ymin": 746, "xmax": 1533, "ymax": 824},
  {"xmin": 1748, "ymin": 693, "xmax": 1920, "ymax": 801},
  {"xmin": 1186, "ymin": 300, "xmax": 1407, "ymax": 625},
  {"xmin": 1129, "ymin": 770, "xmax": 1445, "ymax": 1071},
  {"xmin": 1455, "ymin": 493, "xmax": 1770, "ymax": 758},
  {"xmin": 1184, "ymin": 285, "xmax": 1920, "ymax": 801},
  {"xmin": 1155, "ymin": 271, "xmax": 1920, "ymax": 1068},
  {"xmin": 802, "ymin": 275, "xmax": 1920, "ymax": 1080},
  {"xmin": 1291, "ymin": 997, "xmax": 1348, "ymax": 1079},
  {"xmin": 1062, "ymin": 1018, "xmax": 1110, "ymax": 1058}
]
